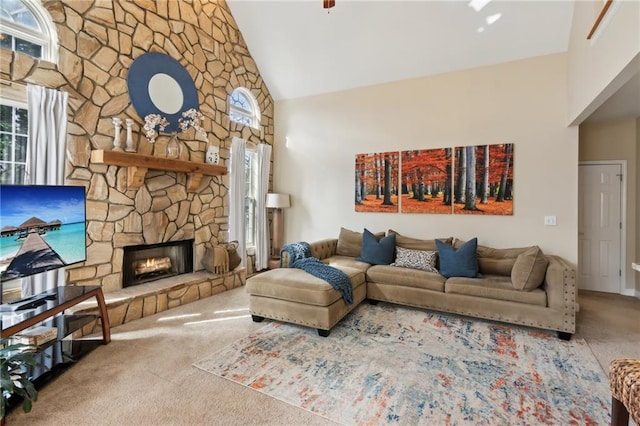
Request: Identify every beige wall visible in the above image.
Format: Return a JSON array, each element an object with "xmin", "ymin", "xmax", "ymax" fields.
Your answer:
[
  {"xmin": 274, "ymin": 53, "xmax": 579, "ymax": 263},
  {"xmin": 579, "ymin": 119, "xmax": 639, "ymax": 293},
  {"xmin": 567, "ymin": 0, "xmax": 640, "ymax": 124}
]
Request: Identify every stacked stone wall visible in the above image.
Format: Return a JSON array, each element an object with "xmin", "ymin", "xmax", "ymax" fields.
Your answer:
[{"xmin": 2, "ymin": 0, "xmax": 273, "ymax": 293}]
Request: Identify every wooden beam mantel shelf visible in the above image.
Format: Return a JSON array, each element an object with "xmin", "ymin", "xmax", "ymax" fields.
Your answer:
[{"xmin": 90, "ymin": 150, "xmax": 227, "ymax": 191}]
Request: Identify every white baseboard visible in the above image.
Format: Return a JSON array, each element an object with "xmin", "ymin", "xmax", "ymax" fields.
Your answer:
[{"xmin": 621, "ymin": 288, "xmax": 640, "ymax": 298}]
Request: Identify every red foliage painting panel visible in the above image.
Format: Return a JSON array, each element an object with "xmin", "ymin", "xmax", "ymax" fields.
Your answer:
[
  {"xmin": 400, "ymin": 148, "xmax": 453, "ymax": 214},
  {"xmin": 453, "ymin": 143, "xmax": 514, "ymax": 215},
  {"xmin": 355, "ymin": 151, "xmax": 399, "ymax": 213}
]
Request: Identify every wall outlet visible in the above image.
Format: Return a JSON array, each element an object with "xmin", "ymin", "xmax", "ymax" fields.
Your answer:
[{"xmin": 544, "ymin": 215, "xmax": 557, "ymax": 226}]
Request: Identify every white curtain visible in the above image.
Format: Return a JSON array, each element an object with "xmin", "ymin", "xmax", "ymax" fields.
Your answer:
[
  {"xmin": 22, "ymin": 84, "xmax": 68, "ymax": 296},
  {"xmin": 229, "ymin": 137, "xmax": 246, "ymax": 267},
  {"xmin": 255, "ymin": 143, "xmax": 272, "ymax": 270}
]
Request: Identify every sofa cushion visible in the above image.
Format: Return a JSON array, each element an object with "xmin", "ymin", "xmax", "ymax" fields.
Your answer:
[
  {"xmin": 454, "ymin": 240, "xmax": 532, "ymax": 276},
  {"xmin": 388, "ymin": 230, "xmax": 453, "ymax": 251},
  {"xmin": 309, "ymin": 238, "xmax": 339, "ymax": 260},
  {"xmin": 445, "ymin": 276, "xmax": 547, "ymax": 306},
  {"xmin": 366, "ymin": 265, "xmax": 446, "ymax": 292},
  {"xmin": 392, "ymin": 247, "xmax": 438, "ymax": 273},
  {"xmin": 436, "ymin": 237, "xmax": 480, "ymax": 278},
  {"xmin": 511, "ymin": 246, "xmax": 549, "ymax": 290},
  {"xmin": 336, "ymin": 227, "xmax": 384, "ymax": 257},
  {"xmin": 246, "ymin": 266, "xmax": 365, "ymax": 307},
  {"xmin": 357, "ymin": 229, "xmax": 396, "ymax": 265},
  {"xmin": 325, "ymin": 255, "xmax": 371, "ymax": 273}
]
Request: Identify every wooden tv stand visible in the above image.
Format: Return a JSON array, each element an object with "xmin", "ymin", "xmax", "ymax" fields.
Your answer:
[
  {"xmin": 1, "ymin": 285, "xmax": 110, "ymax": 395},
  {"xmin": 1, "ymin": 285, "xmax": 110, "ymax": 343}
]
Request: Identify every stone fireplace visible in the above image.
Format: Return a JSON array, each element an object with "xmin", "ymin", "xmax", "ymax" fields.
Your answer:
[
  {"xmin": 3, "ymin": 0, "xmax": 274, "ymax": 333},
  {"xmin": 63, "ymin": 164, "xmax": 249, "ymax": 334},
  {"xmin": 3, "ymin": 0, "xmax": 273, "ymax": 295},
  {"xmin": 62, "ymin": 171, "xmax": 229, "ymax": 293},
  {"xmin": 122, "ymin": 239, "xmax": 194, "ymax": 288}
]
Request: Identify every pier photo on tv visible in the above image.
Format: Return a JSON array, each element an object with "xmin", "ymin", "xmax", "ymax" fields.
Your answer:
[{"xmin": 0, "ymin": 184, "xmax": 87, "ymax": 282}]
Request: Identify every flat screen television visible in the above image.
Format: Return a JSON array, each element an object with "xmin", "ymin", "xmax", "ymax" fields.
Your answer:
[{"xmin": 0, "ymin": 185, "xmax": 87, "ymax": 297}]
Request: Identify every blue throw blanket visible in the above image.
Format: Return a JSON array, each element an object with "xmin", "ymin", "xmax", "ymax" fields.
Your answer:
[
  {"xmin": 280, "ymin": 241, "xmax": 312, "ymax": 265},
  {"xmin": 281, "ymin": 242, "xmax": 353, "ymax": 305}
]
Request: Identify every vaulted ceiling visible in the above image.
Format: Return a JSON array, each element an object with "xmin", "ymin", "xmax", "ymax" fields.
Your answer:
[
  {"xmin": 227, "ymin": 0, "xmax": 639, "ymax": 123},
  {"xmin": 228, "ymin": 0, "xmax": 575, "ymax": 101}
]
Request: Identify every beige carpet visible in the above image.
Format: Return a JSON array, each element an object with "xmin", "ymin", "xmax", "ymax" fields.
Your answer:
[{"xmin": 6, "ymin": 288, "xmax": 640, "ymax": 425}]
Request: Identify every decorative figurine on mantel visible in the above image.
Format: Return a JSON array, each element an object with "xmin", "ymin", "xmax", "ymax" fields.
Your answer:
[
  {"xmin": 112, "ymin": 117, "xmax": 123, "ymax": 151},
  {"xmin": 205, "ymin": 143, "xmax": 219, "ymax": 165},
  {"xmin": 124, "ymin": 118, "xmax": 136, "ymax": 152}
]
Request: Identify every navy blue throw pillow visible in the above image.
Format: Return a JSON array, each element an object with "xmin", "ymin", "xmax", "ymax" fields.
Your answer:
[
  {"xmin": 357, "ymin": 229, "xmax": 396, "ymax": 265},
  {"xmin": 435, "ymin": 237, "xmax": 479, "ymax": 278}
]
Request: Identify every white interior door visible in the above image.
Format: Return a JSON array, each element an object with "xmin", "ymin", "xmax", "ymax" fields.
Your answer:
[{"xmin": 578, "ymin": 163, "xmax": 623, "ymax": 293}]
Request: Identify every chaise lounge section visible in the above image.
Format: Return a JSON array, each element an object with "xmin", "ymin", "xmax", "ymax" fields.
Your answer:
[{"xmin": 246, "ymin": 239, "xmax": 369, "ymax": 336}]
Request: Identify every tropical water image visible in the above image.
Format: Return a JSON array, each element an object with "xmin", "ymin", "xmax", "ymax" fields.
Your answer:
[
  {"xmin": 0, "ymin": 223, "xmax": 86, "ymax": 275},
  {"xmin": 0, "ymin": 184, "xmax": 86, "ymax": 280}
]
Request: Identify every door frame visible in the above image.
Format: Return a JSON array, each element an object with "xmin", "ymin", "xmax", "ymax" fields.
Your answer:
[{"xmin": 578, "ymin": 160, "xmax": 628, "ymax": 295}]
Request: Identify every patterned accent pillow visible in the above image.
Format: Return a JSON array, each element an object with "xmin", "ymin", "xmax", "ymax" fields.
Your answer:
[{"xmin": 392, "ymin": 247, "xmax": 438, "ymax": 273}]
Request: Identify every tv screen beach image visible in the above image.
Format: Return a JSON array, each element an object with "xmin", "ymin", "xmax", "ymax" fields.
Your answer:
[{"xmin": 0, "ymin": 185, "xmax": 86, "ymax": 282}]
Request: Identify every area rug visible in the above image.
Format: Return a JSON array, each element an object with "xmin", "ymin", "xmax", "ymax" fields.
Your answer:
[{"xmin": 193, "ymin": 303, "xmax": 610, "ymax": 425}]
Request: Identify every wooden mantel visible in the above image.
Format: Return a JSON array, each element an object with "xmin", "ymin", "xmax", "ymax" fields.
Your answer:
[{"xmin": 90, "ymin": 150, "xmax": 227, "ymax": 191}]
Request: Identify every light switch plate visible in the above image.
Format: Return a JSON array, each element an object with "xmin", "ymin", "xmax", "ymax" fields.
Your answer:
[{"xmin": 544, "ymin": 215, "xmax": 557, "ymax": 226}]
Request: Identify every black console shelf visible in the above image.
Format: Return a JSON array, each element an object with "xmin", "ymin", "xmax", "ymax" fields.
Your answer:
[
  {"xmin": 1, "ymin": 286, "xmax": 111, "ymax": 416},
  {"xmin": 2, "ymin": 287, "xmax": 110, "ymax": 371},
  {"xmin": 1, "ymin": 286, "xmax": 110, "ymax": 342}
]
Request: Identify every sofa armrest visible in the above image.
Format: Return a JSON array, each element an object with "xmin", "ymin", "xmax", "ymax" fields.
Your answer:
[
  {"xmin": 543, "ymin": 255, "xmax": 577, "ymax": 331},
  {"xmin": 280, "ymin": 239, "xmax": 338, "ymax": 268}
]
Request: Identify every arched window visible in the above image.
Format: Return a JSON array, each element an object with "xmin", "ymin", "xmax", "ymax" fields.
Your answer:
[
  {"xmin": 0, "ymin": 0, "xmax": 58, "ymax": 62},
  {"xmin": 229, "ymin": 87, "xmax": 260, "ymax": 129}
]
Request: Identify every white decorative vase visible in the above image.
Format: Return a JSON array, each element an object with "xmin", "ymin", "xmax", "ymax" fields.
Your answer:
[
  {"xmin": 124, "ymin": 119, "xmax": 136, "ymax": 152},
  {"xmin": 112, "ymin": 117, "xmax": 122, "ymax": 151}
]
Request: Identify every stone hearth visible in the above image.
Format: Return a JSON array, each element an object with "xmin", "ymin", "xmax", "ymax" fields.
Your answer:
[{"xmin": 70, "ymin": 269, "xmax": 246, "ymax": 337}]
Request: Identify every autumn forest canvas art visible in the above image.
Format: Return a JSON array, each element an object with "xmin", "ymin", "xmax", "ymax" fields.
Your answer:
[
  {"xmin": 401, "ymin": 148, "xmax": 452, "ymax": 214},
  {"xmin": 355, "ymin": 144, "xmax": 514, "ymax": 215},
  {"xmin": 355, "ymin": 151, "xmax": 400, "ymax": 213},
  {"xmin": 453, "ymin": 144, "xmax": 514, "ymax": 215}
]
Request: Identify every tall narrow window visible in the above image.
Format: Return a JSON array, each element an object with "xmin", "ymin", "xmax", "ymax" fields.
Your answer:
[
  {"xmin": 0, "ymin": 0, "xmax": 56, "ymax": 186},
  {"xmin": 0, "ymin": 101, "xmax": 28, "ymax": 184},
  {"xmin": 0, "ymin": 1, "xmax": 57, "ymax": 300},
  {"xmin": 229, "ymin": 88, "xmax": 262, "ymax": 248},
  {"xmin": 0, "ymin": 0, "xmax": 58, "ymax": 184},
  {"xmin": 244, "ymin": 146, "xmax": 258, "ymax": 248}
]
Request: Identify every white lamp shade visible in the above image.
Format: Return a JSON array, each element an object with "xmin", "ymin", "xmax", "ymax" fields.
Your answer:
[{"xmin": 266, "ymin": 193, "xmax": 290, "ymax": 208}]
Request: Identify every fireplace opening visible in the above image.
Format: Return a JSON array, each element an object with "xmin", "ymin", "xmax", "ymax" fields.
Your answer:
[{"xmin": 123, "ymin": 239, "xmax": 194, "ymax": 287}]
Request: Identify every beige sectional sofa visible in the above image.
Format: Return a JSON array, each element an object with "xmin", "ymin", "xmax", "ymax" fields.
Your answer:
[{"xmin": 246, "ymin": 229, "xmax": 577, "ymax": 340}]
